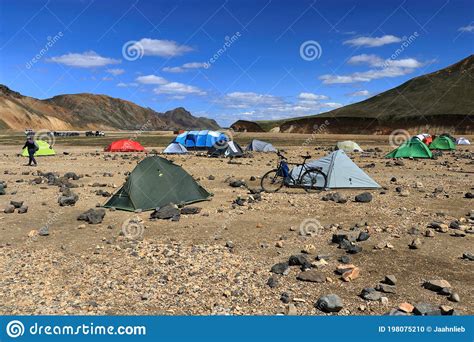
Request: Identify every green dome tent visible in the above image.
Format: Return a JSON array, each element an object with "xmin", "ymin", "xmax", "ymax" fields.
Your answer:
[
  {"xmin": 385, "ymin": 137, "xmax": 432, "ymax": 159},
  {"xmin": 429, "ymin": 136, "xmax": 456, "ymax": 150},
  {"xmin": 21, "ymin": 140, "xmax": 56, "ymax": 157},
  {"xmin": 104, "ymin": 156, "xmax": 212, "ymax": 211}
]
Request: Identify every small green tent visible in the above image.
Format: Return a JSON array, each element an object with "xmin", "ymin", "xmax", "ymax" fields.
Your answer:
[
  {"xmin": 21, "ymin": 140, "xmax": 56, "ymax": 157},
  {"xmin": 104, "ymin": 156, "xmax": 212, "ymax": 211},
  {"xmin": 429, "ymin": 136, "xmax": 456, "ymax": 150},
  {"xmin": 385, "ymin": 137, "xmax": 432, "ymax": 159}
]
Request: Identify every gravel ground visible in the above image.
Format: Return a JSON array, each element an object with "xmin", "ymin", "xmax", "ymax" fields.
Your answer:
[{"xmin": 0, "ymin": 133, "xmax": 472, "ymax": 315}]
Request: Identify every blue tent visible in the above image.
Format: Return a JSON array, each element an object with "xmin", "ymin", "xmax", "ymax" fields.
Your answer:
[
  {"xmin": 163, "ymin": 142, "xmax": 188, "ymax": 154},
  {"xmin": 174, "ymin": 130, "xmax": 228, "ymax": 149}
]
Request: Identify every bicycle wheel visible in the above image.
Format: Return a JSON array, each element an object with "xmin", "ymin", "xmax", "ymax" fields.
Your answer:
[
  {"xmin": 301, "ymin": 169, "xmax": 327, "ymax": 193},
  {"xmin": 261, "ymin": 169, "xmax": 284, "ymax": 193}
]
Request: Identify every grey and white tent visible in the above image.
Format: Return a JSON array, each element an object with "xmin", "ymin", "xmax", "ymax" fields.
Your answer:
[
  {"xmin": 163, "ymin": 142, "xmax": 188, "ymax": 154},
  {"xmin": 289, "ymin": 150, "xmax": 380, "ymax": 189},
  {"xmin": 246, "ymin": 139, "xmax": 277, "ymax": 153},
  {"xmin": 208, "ymin": 140, "xmax": 244, "ymax": 158},
  {"xmin": 456, "ymin": 137, "xmax": 470, "ymax": 145},
  {"xmin": 336, "ymin": 141, "xmax": 363, "ymax": 152}
]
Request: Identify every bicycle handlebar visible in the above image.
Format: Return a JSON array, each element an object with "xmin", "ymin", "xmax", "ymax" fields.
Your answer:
[{"xmin": 277, "ymin": 151, "xmax": 287, "ymax": 160}]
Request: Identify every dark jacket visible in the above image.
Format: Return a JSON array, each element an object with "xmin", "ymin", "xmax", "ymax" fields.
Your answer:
[{"xmin": 23, "ymin": 140, "xmax": 38, "ymax": 151}]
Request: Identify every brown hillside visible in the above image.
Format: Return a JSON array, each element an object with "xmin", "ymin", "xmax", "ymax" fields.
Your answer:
[{"xmin": 0, "ymin": 85, "xmax": 220, "ymax": 131}]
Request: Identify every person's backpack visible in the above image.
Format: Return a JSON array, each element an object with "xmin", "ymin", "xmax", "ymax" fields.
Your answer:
[{"xmin": 33, "ymin": 142, "xmax": 39, "ymax": 152}]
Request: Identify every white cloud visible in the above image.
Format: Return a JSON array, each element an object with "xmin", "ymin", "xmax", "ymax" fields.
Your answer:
[
  {"xmin": 154, "ymin": 82, "xmax": 206, "ymax": 96},
  {"xmin": 298, "ymin": 92, "xmax": 329, "ymax": 100},
  {"xmin": 385, "ymin": 58, "xmax": 422, "ymax": 68},
  {"xmin": 102, "ymin": 77, "xmax": 113, "ymax": 81},
  {"xmin": 320, "ymin": 66, "xmax": 417, "ymax": 84},
  {"xmin": 321, "ymin": 102, "xmax": 343, "ymax": 108},
  {"xmin": 343, "ymin": 35, "xmax": 402, "ymax": 47},
  {"xmin": 219, "ymin": 91, "xmax": 343, "ymax": 121},
  {"xmin": 348, "ymin": 54, "xmax": 384, "ymax": 66},
  {"xmin": 223, "ymin": 92, "xmax": 284, "ymax": 108},
  {"xmin": 136, "ymin": 74, "xmax": 205, "ymax": 97},
  {"xmin": 162, "ymin": 62, "xmax": 207, "ymax": 73},
  {"xmin": 348, "ymin": 90, "xmax": 370, "ymax": 97},
  {"xmin": 116, "ymin": 82, "xmax": 138, "ymax": 88},
  {"xmin": 458, "ymin": 24, "xmax": 474, "ymax": 32},
  {"xmin": 182, "ymin": 62, "xmax": 206, "ymax": 68},
  {"xmin": 321, "ymin": 54, "xmax": 424, "ymax": 84},
  {"xmin": 135, "ymin": 74, "xmax": 168, "ymax": 85},
  {"xmin": 348, "ymin": 54, "xmax": 422, "ymax": 68},
  {"xmin": 320, "ymin": 75, "xmax": 369, "ymax": 84},
  {"xmin": 106, "ymin": 68, "xmax": 125, "ymax": 76},
  {"xmin": 133, "ymin": 38, "xmax": 193, "ymax": 57},
  {"xmin": 47, "ymin": 51, "xmax": 120, "ymax": 68},
  {"xmin": 355, "ymin": 66, "xmax": 414, "ymax": 79},
  {"xmin": 162, "ymin": 66, "xmax": 185, "ymax": 73}
]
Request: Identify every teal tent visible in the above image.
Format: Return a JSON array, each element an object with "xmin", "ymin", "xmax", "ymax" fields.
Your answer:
[
  {"xmin": 104, "ymin": 156, "xmax": 211, "ymax": 211},
  {"xmin": 289, "ymin": 150, "xmax": 380, "ymax": 189}
]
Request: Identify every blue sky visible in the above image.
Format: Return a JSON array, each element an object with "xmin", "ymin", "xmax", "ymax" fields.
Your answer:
[{"xmin": 0, "ymin": 0, "xmax": 473, "ymax": 126}]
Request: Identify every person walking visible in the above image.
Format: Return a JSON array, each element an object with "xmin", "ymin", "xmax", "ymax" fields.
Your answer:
[{"xmin": 22, "ymin": 136, "xmax": 39, "ymax": 166}]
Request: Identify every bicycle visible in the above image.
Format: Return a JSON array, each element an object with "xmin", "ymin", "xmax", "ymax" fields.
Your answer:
[{"xmin": 261, "ymin": 151, "xmax": 327, "ymax": 193}]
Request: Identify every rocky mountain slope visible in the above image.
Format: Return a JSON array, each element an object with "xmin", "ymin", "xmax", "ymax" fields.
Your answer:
[
  {"xmin": 232, "ymin": 55, "xmax": 474, "ymax": 134},
  {"xmin": 0, "ymin": 85, "xmax": 219, "ymax": 131}
]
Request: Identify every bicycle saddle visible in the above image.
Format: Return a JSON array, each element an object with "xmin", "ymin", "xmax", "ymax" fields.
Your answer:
[{"xmin": 301, "ymin": 155, "xmax": 311, "ymax": 159}]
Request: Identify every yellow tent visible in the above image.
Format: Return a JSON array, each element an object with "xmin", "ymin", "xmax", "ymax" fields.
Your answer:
[{"xmin": 21, "ymin": 140, "xmax": 56, "ymax": 157}]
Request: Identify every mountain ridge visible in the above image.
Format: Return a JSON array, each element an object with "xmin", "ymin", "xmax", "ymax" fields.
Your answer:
[
  {"xmin": 231, "ymin": 55, "xmax": 474, "ymax": 134},
  {"xmin": 0, "ymin": 85, "xmax": 220, "ymax": 131}
]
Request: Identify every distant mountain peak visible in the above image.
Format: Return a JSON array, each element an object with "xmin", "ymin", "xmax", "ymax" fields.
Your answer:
[
  {"xmin": 231, "ymin": 55, "xmax": 474, "ymax": 135},
  {"xmin": 0, "ymin": 85, "xmax": 220, "ymax": 131}
]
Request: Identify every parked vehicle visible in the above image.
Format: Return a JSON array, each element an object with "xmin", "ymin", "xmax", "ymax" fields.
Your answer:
[{"xmin": 86, "ymin": 131, "xmax": 105, "ymax": 137}]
